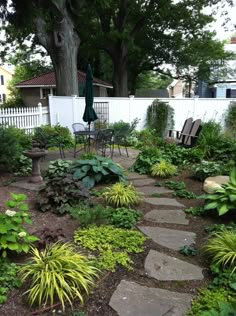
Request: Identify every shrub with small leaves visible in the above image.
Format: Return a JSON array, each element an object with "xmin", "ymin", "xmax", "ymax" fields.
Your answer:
[
  {"xmin": 151, "ymin": 160, "xmax": 177, "ymax": 178},
  {"xmin": 102, "ymin": 182, "xmax": 142, "ymax": 207},
  {"xmin": 192, "ymin": 161, "xmax": 224, "ymax": 181},
  {"xmin": 184, "ymin": 206, "xmax": 205, "ymax": 216},
  {"xmin": 179, "ymin": 245, "xmax": 197, "ymax": 256},
  {"xmin": 45, "ymin": 159, "xmax": 73, "ymax": 179},
  {"xmin": 107, "ymin": 207, "xmax": 142, "ymax": 229}
]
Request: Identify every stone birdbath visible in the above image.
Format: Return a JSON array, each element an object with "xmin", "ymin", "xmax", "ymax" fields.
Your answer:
[{"xmin": 23, "ymin": 142, "xmax": 47, "ymax": 183}]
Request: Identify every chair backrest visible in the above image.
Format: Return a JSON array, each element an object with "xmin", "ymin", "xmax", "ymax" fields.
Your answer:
[
  {"xmin": 96, "ymin": 128, "xmax": 114, "ymax": 144},
  {"xmin": 178, "ymin": 117, "xmax": 193, "ymax": 142},
  {"xmin": 183, "ymin": 119, "xmax": 201, "ymax": 146},
  {"xmin": 72, "ymin": 123, "xmax": 86, "ymax": 133}
]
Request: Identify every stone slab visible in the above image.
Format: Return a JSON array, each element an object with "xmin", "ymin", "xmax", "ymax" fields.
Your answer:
[
  {"xmin": 131, "ymin": 178, "xmax": 157, "ymax": 186},
  {"xmin": 144, "ymin": 209, "xmax": 189, "ymax": 225},
  {"xmin": 127, "ymin": 173, "xmax": 150, "ymax": 180},
  {"xmin": 138, "ymin": 186, "xmax": 173, "ymax": 196},
  {"xmin": 144, "ymin": 197, "xmax": 185, "ymax": 208},
  {"xmin": 109, "ymin": 280, "xmax": 192, "ymax": 316},
  {"xmin": 9, "ymin": 180, "xmax": 45, "ymax": 191},
  {"xmin": 138, "ymin": 226, "xmax": 196, "ymax": 250},
  {"xmin": 203, "ymin": 175, "xmax": 229, "ymax": 193},
  {"xmin": 145, "ymin": 250, "xmax": 204, "ymax": 281}
]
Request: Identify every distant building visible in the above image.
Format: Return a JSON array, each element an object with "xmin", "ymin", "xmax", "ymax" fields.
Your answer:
[
  {"xmin": 135, "ymin": 88, "xmax": 169, "ymax": 98},
  {"xmin": 168, "ymin": 79, "xmax": 194, "ymax": 98},
  {"xmin": 15, "ymin": 70, "xmax": 113, "ymax": 107},
  {"xmin": 0, "ymin": 65, "xmax": 14, "ymax": 104}
]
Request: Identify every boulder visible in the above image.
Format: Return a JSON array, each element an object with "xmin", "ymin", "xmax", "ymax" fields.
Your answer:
[{"xmin": 203, "ymin": 176, "xmax": 229, "ymax": 193}]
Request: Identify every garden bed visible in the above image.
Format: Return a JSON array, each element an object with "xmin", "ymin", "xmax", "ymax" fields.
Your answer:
[{"xmin": 0, "ymin": 168, "xmax": 234, "ymax": 316}]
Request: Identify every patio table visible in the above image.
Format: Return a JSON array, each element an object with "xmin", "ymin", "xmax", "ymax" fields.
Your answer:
[{"xmin": 74, "ymin": 130, "xmax": 98, "ymax": 157}]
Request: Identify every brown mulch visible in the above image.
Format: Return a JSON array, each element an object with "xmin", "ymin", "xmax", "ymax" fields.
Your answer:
[{"xmin": 0, "ymin": 169, "xmax": 232, "ymax": 316}]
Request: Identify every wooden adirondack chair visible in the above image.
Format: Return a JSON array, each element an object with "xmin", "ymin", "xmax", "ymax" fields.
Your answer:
[
  {"xmin": 180, "ymin": 119, "xmax": 202, "ymax": 147},
  {"xmin": 168, "ymin": 117, "xmax": 193, "ymax": 143}
]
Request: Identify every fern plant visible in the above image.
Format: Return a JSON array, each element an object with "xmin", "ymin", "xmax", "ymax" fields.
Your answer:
[
  {"xmin": 102, "ymin": 182, "xmax": 142, "ymax": 207},
  {"xmin": 203, "ymin": 229, "xmax": 236, "ymax": 273},
  {"xmin": 151, "ymin": 160, "xmax": 177, "ymax": 178},
  {"xmin": 19, "ymin": 242, "xmax": 98, "ymax": 310}
]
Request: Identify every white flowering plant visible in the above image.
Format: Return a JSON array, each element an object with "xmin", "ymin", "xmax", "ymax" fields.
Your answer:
[{"xmin": 0, "ymin": 193, "xmax": 38, "ymax": 258}]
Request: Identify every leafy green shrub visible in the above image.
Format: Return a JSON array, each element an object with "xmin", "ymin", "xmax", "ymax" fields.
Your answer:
[
  {"xmin": 225, "ymin": 101, "xmax": 236, "ymax": 136},
  {"xmin": 107, "ymin": 207, "xmax": 142, "ymax": 229},
  {"xmin": 203, "ymin": 230, "xmax": 236, "ymax": 273},
  {"xmin": 201, "ymin": 301, "xmax": 236, "ymax": 316},
  {"xmin": 179, "ymin": 245, "xmax": 197, "ymax": 256},
  {"xmin": 0, "ymin": 126, "xmax": 31, "ymax": 171},
  {"xmin": 146, "ymin": 99, "xmax": 174, "ymax": 137},
  {"xmin": 184, "ymin": 206, "xmax": 205, "ymax": 216},
  {"xmin": 193, "ymin": 161, "xmax": 224, "ymax": 181},
  {"xmin": 151, "ymin": 160, "xmax": 177, "ymax": 178},
  {"xmin": 205, "ymin": 223, "xmax": 236, "ymax": 234},
  {"xmin": 70, "ymin": 155, "xmax": 126, "ymax": 189},
  {"xmin": 163, "ymin": 180, "xmax": 185, "ymax": 191},
  {"xmin": 0, "ymin": 193, "xmax": 38, "ymax": 257},
  {"xmin": 0, "ymin": 258, "xmax": 21, "ymax": 304},
  {"xmin": 34, "ymin": 124, "xmax": 73, "ymax": 149},
  {"xmin": 19, "ymin": 242, "xmax": 98, "ymax": 310},
  {"xmin": 173, "ymin": 189, "xmax": 197, "ymax": 199},
  {"xmin": 130, "ymin": 147, "xmax": 161, "ymax": 174},
  {"xmin": 187, "ymin": 288, "xmax": 233, "ymax": 316},
  {"xmin": 209, "ymin": 264, "xmax": 236, "ymax": 292},
  {"xmin": 109, "ymin": 118, "xmax": 139, "ymax": 146},
  {"xmin": 202, "ymin": 168, "xmax": 236, "ymax": 216},
  {"xmin": 45, "ymin": 159, "xmax": 73, "ymax": 179},
  {"xmin": 74, "ymin": 225, "xmax": 146, "ymax": 271},
  {"xmin": 37, "ymin": 174, "xmax": 89, "ymax": 214},
  {"xmin": 13, "ymin": 154, "xmax": 31, "ymax": 176},
  {"xmin": 102, "ymin": 182, "xmax": 141, "ymax": 207},
  {"xmin": 132, "ymin": 129, "xmax": 164, "ymax": 149}
]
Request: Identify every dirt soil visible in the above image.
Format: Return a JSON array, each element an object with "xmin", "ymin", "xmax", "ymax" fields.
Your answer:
[{"xmin": 0, "ymin": 168, "xmax": 233, "ymax": 316}]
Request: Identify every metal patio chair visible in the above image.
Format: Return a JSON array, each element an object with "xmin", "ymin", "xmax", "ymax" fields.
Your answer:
[
  {"xmin": 96, "ymin": 128, "xmax": 114, "ymax": 157},
  {"xmin": 112, "ymin": 127, "xmax": 129, "ymax": 157},
  {"xmin": 72, "ymin": 123, "xmax": 87, "ymax": 157}
]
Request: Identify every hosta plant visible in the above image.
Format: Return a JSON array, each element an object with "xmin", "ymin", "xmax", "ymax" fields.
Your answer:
[
  {"xmin": 192, "ymin": 161, "xmax": 223, "ymax": 181},
  {"xmin": 45, "ymin": 159, "xmax": 73, "ymax": 179},
  {"xmin": 151, "ymin": 160, "xmax": 177, "ymax": 178},
  {"xmin": 202, "ymin": 167, "xmax": 236, "ymax": 216},
  {"xmin": 102, "ymin": 182, "xmax": 142, "ymax": 207},
  {"xmin": 0, "ymin": 193, "xmax": 38, "ymax": 257},
  {"xmin": 70, "ymin": 155, "xmax": 126, "ymax": 189},
  {"xmin": 203, "ymin": 229, "xmax": 236, "ymax": 273},
  {"xmin": 19, "ymin": 242, "xmax": 98, "ymax": 310}
]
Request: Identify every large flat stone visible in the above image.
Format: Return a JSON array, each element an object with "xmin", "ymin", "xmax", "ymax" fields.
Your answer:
[
  {"xmin": 10, "ymin": 180, "xmax": 45, "ymax": 191},
  {"xmin": 127, "ymin": 173, "xmax": 150, "ymax": 180},
  {"xmin": 138, "ymin": 186, "xmax": 173, "ymax": 196},
  {"xmin": 145, "ymin": 250, "xmax": 204, "ymax": 281},
  {"xmin": 138, "ymin": 226, "xmax": 196, "ymax": 250},
  {"xmin": 109, "ymin": 280, "xmax": 192, "ymax": 316},
  {"xmin": 144, "ymin": 197, "xmax": 185, "ymax": 208},
  {"xmin": 203, "ymin": 175, "xmax": 229, "ymax": 193},
  {"xmin": 131, "ymin": 178, "xmax": 157, "ymax": 186},
  {"xmin": 144, "ymin": 209, "xmax": 189, "ymax": 225}
]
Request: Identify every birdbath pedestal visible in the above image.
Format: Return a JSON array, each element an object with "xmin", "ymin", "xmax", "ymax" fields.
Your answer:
[{"xmin": 23, "ymin": 148, "xmax": 47, "ymax": 183}]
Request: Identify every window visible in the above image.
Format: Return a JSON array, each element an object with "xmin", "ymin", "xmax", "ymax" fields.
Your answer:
[
  {"xmin": 0, "ymin": 75, "xmax": 4, "ymax": 85},
  {"xmin": 226, "ymin": 89, "xmax": 231, "ymax": 98},
  {"xmin": 40, "ymin": 87, "xmax": 55, "ymax": 99},
  {"xmin": 2, "ymin": 93, "xmax": 6, "ymax": 102}
]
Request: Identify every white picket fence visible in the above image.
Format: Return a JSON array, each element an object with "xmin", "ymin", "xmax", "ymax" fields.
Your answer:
[{"xmin": 0, "ymin": 103, "xmax": 49, "ymax": 134}]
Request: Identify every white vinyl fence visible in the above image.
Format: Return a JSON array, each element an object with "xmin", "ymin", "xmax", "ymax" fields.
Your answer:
[
  {"xmin": 0, "ymin": 103, "xmax": 49, "ymax": 134},
  {"xmin": 49, "ymin": 95, "xmax": 235, "ymax": 133}
]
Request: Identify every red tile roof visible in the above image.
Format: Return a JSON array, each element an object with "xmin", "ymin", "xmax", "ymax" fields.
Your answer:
[{"xmin": 15, "ymin": 70, "xmax": 113, "ymax": 88}]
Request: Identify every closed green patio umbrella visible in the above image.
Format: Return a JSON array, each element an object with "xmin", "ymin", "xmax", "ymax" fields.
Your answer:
[{"xmin": 83, "ymin": 64, "xmax": 98, "ymax": 151}]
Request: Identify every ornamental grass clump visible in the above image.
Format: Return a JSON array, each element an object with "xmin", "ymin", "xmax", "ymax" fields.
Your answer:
[
  {"xmin": 102, "ymin": 182, "xmax": 142, "ymax": 207},
  {"xmin": 19, "ymin": 242, "xmax": 98, "ymax": 310},
  {"xmin": 151, "ymin": 160, "xmax": 177, "ymax": 178},
  {"xmin": 203, "ymin": 229, "xmax": 236, "ymax": 273}
]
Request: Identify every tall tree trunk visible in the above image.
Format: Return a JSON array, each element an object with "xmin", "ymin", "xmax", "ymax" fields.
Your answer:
[
  {"xmin": 112, "ymin": 47, "xmax": 128, "ymax": 97},
  {"xmin": 35, "ymin": 4, "xmax": 80, "ymax": 96}
]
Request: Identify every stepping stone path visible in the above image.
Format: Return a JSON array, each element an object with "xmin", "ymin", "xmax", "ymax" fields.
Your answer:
[{"xmin": 109, "ymin": 172, "xmax": 203, "ymax": 316}]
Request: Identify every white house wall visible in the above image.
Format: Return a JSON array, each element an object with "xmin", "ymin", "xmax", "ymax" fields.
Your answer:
[{"xmin": 49, "ymin": 96, "xmax": 234, "ymax": 133}]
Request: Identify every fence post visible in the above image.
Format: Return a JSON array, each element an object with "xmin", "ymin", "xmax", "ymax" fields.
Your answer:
[
  {"xmin": 71, "ymin": 95, "xmax": 77, "ymax": 123},
  {"xmin": 38, "ymin": 102, "xmax": 42, "ymax": 127}
]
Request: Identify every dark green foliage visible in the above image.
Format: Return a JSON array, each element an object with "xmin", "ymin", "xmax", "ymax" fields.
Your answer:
[
  {"xmin": 13, "ymin": 154, "xmax": 31, "ymax": 176},
  {"xmin": 0, "ymin": 126, "xmax": 31, "ymax": 171},
  {"xmin": 202, "ymin": 168, "xmax": 236, "ymax": 216},
  {"xmin": 163, "ymin": 180, "xmax": 197, "ymax": 199},
  {"xmin": 70, "ymin": 155, "xmax": 127, "ymax": 189},
  {"xmin": 37, "ymin": 174, "xmax": 89, "ymax": 215},
  {"xmin": 179, "ymin": 245, "xmax": 197, "ymax": 256},
  {"xmin": 192, "ymin": 161, "xmax": 225, "ymax": 181},
  {"xmin": 173, "ymin": 190, "xmax": 197, "ymax": 199},
  {"xmin": 107, "ymin": 207, "xmax": 142, "ymax": 229},
  {"xmin": 146, "ymin": 99, "xmax": 174, "ymax": 137},
  {"xmin": 184, "ymin": 206, "xmax": 205, "ymax": 216},
  {"xmin": 201, "ymin": 301, "xmax": 236, "ymax": 316},
  {"xmin": 205, "ymin": 223, "xmax": 236, "ymax": 234},
  {"xmin": 34, "ymin": 124, "xmax": 73, "ymax": 149},
  {"xmin": 132, "ymin": 129, "xmax": 164, "ymax": 149},
  {"xmin": 130, "ymin": 147, "xmax": 161, "ymax": 174},
  {"xmin": 225, "ymin": 101, "xmax": 236, "ymax": 136},
  {"xmin": 0, "ymin": 258, "xmax": 21, "ymax": 304},
  {"xmin": 209, "ymin": 264, "xmax": 236, "ymax": 293}
]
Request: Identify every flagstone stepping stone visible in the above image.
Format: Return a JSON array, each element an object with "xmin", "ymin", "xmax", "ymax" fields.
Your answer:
[
  {"xmin": 127, "ymin": 172, "xmax": 150, "ymax": 180},
  {"xmin": 109, "ymin": 280, "xmax": 192, "ymax": 316},
  {"xmin": 145, "ymin": 250, "xmax": 204, "ymax": 281},
  {"xmin": 138, "ymin": 226, "xmax": 196, "ymax": 250},
  {"xmin": 131, "ymin": 178, "xmax": 157, "ymax": 186},
  {"xmin": 144, "ymin": 197, "xmax": 185, "ymax": 208},
  {"xmin": 144, "ymin": 209, "xmax": 189, "ymax": 225},
  {"xmin": 138, "ymin": 186, "xmax": 173, "ymax": 195}
]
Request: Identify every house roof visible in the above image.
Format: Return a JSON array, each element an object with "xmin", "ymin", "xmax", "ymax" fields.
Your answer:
[{"xmin": 15, "ymin": 70, "xmax": 113, "ymax": 89}]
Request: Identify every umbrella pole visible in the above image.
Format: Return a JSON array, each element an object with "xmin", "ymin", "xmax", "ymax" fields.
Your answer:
[{"xmin": 88, "ymin": 122, "xmax": 91, "ymax": 152}]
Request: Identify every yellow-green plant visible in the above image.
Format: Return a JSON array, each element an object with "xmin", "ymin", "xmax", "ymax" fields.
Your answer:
[
  {"xmin": 203, "ymin": 230, "xmax": 236, "ymax": 273},
  {"xmin": 19, "ymin": 242, "xmax": 98, "ymax": 310},
  {"xmin": 102, "ymin": 182, "xmax": 141, "ymax": 207},
  {"xmin": 151, "ymin": 160, "xmax": 177, "ymax": 178}
]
